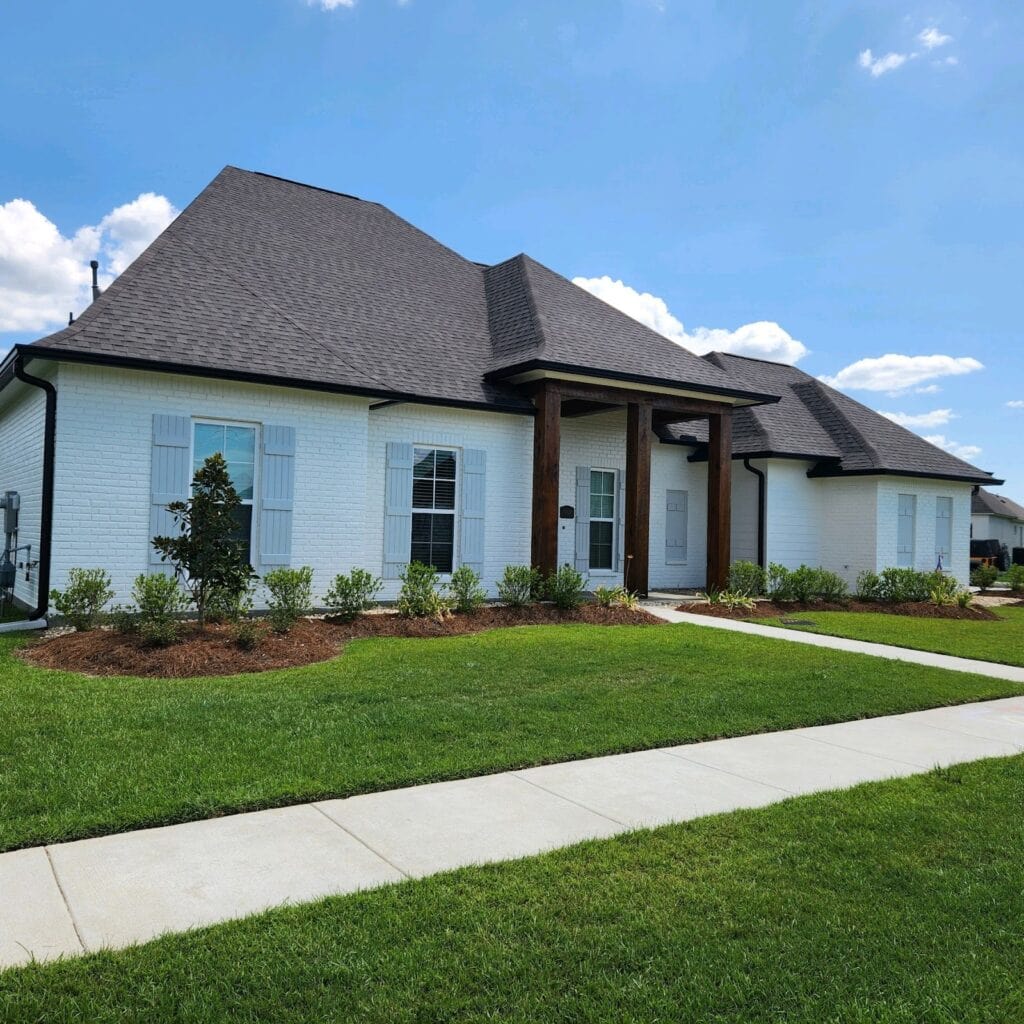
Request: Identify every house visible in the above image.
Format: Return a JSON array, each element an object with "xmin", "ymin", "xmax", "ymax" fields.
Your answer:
[
  {"xmin": 971, "ymin": 489, "xmax": 1024, "ymax": 553},
  {"xmin": 0, "ymin": 167, "xmax": 1003, "ymax": 617}
]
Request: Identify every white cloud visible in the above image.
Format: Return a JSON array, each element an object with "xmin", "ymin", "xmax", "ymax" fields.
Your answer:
[
  {"xmin": 1008, "ymin": 400, "xmax": 1024, "ymax": 409},
  {"xmin": 0, "ymin": 192, "xmax": 177, "ymax": 334},
  {"xmin": 858, "ymin": 49, "xmax": 909, "ymax": 77},
  {"xmin": 311, "ymin": 0, "xmax": 356, "ymax": 8},
  {"xmin": 924, "ymin": 434, "xmax": 982, "ymax": 461},
  {"xmin": 571, "ymin": 275, "xmax": 808, "ymax": 365},
  {"xmin": 820, "ymin": 354, "xmax": 984, "ymax": 395},
  {"xmin": 879, "ymin": 408, "xmax": 956, "ymax": 429},
  {"xmin": 918, "ymin": 26, "xmax": 952, "ymax": 50}
]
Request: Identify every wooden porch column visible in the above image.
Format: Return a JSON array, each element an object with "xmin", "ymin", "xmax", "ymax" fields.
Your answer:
[
  {"xmin": 624, "ymin": 401, "xmax": 653, "ymax": 597},
  {"xmin": 706, "ymin": 409, "xmax": 732, "ymax": 591},
  {"xmin": 531, "ymin": 381, "xmax": 561, "ymax": 575}
]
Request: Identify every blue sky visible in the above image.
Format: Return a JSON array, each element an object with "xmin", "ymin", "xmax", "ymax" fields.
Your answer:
[{"xmin": 2, "ymin": 0, "xmax": 1021, "ymax": 493}]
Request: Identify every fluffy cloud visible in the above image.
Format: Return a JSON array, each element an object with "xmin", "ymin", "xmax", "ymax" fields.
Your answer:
[
  {"xmin": 311, "ymin": 0, "xmax": 356, "ymax": 7},
  {"xmin": 820, "ymin": 354, "xmax": 983, "ymax": 396},
  {"xmin": 918, "ymin": 27, "xmax": 952, "ymax": 50},
  {"xmin": 879, "ymin": 408, "xmax": 956, "ymax": 429},
  {"xmin": 0, "ymin": 192, "xmax": 177, "ymax": 334},
  {"xmin": 858, "ymin": 49, "xmax": 908, "ymax": 77},
  {"xmin": 924, "ymin": 434, "xmax": 982, "ymax": 461},
  {"xmin": 1007, "ymin": 400, "xmax": 1024, "ymax": 409},
  {"xmin": 571, "ymin": 275, "xmax": 808, "ymax": 365}
]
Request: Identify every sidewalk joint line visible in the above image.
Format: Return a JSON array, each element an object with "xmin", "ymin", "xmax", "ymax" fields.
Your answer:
[
  {"xmin": 658, "ymin": 748, "xmax": 797, "ymax": 796},
  {"xmin": 508, "ymin": 772, "xmax": 630, "ymax": 828},
  {"xmin": 43, "ymin": 847, "xmax": 87, "ymax": 954},
  {"xmin": 309, "ymin": 804, "xmax": 412, "ymax": 880},
  {"xmin": 794, "ymin": 732, "xmax": 939, "ymax": 769}
]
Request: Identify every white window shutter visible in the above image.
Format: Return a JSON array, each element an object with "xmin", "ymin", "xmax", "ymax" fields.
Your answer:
[
  {"xmin": 615, "ymin": 469, "xmax": 625, "ymax": 570},
  {"xmin": 575, "ymin": 466, "xmax": 590, "ymax": 573},
  {"xmin": 460, "ymin": 448, "xmax": 486, "ymax": 574},
  {"xmin": 150, "ymin": 414, "xmax": 191, "ymax": 573},
  {"xmin": 258, "ymin": 425, "xmax": 296, "ymax": 570},
  {"xmin": 383, "ymin": 441, "xmax": 413, "ymax": 578},
  {"xmin": 665, "ymin": 489, "xmax": 688, "ymax": 565}
]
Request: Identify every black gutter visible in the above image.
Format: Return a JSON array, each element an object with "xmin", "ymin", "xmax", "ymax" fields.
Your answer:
[
  {"xmin": 743, "ymin": 458, "xmax": 767, "ymax": 569},
  {"xmin": 806, "ymin": 464, "xmax": 1002, "ymax": 486},
  {"xmin": 12, "ymin": 355, "xmax": 56, "ymax": 620}
]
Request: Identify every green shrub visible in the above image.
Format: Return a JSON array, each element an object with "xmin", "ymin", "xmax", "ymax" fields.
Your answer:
[
  {"xmin": 324, "ymin": 568, "xmax": 382, "ymax": 622},
  {"xmin": 545, "ymin": 564, "xmax": 585, "ymax": 611},
  {"xmin": 108, "ymin": 605, "xmax": 138, "ymax": 635},
  {"xmin": 263, "ymin": 566, "xmax": 314, "ymax": 633},
  {"xmin": 956, "ymin": 589, "xmax": 974, "ymax": 609},
  {"xmin": 970, "ymin": 564, "xmax": 1000, "ymax": 590},
  {"xmin": 856, "ymin": 570, "xmax": 882, "ymax": 601},
  {"xmin": 233, "ymin": 617, "xmax": 263, "ymax": 651},
  {"xmin": 875, "ymin": 568, "xmax": 932, "ymax": 604},
  {"xmin": 206, "ymin": 582, "xmax": 255, "ymax": 625},
  {"xmin": 593, "ymin": 585, "xmax": 618, "ymax": 608},
  {"xmin": 929, "ymin": 573, "xmax": 961, "ymax": 607},
  {"xmin": 1007, "ymin": 564, "xmax": 1024, "ymax": 594},
  {"xmin": 496, "ymin": 565, "xmax": 541, "ymax": 608},
  {"xmin": 49, "ymin": 568, "xmax": 114, "ymax": 631},
  {"xmin": 815, "ymin": 568, "xmax": 849, "ymax": 603},
  {"xmin": 728, "ymin": 561, "xmax": 766, "ymax": 597},
  {"xmin": 703, "ymin": 589, "xmax": 756, "ymax": 612},
  {"xmin": 397, "ymin": 562, "xmax": 451, "ymax": 619},
  {"xmin": 766, "ymin": 563, "xmax": 791, "ymax": 600},
  {"xmin": 131, "ymin": 573, "xmax": 188, "ymax": 647},
  {"xmin": 449, "ymin": 565, "xmax": 486, "ymax": 614},
  {"xmin": 615, "ymin": 587, "xmax": 640, "ymax": 610},
  {"xmin": 767, "ymin": 564, "xmax": 847, "ymax": 603}
]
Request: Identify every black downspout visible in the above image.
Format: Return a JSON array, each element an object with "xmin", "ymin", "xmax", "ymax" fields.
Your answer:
[
  {"xmin": 13, "ymin": 356, "xmax": 56, "ymax": 620},
  {"xmin": 743, "ymin": 458, "xmax": 766, "ymax": 569}
]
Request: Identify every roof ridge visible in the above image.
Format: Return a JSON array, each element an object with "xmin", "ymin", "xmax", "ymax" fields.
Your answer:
[
  {"xmin": 511, "ymin": 254, "xmax": 550, "ymax": 360},
  {"xmin": 703, "ymin": 350, "xmax": 811, "ymax": 371},
  {"xmin": 792, "ymin": 378, "xmax": 883, "ymax": 467}
]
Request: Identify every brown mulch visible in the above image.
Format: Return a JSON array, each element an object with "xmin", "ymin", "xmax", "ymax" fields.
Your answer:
[
  {"xmin": 680, "ymin": 600, "xmax": 999, "ymax": 621},
  {"xmin": 20, "ymin": 604, "xmax": 663, "ymax": 678}
]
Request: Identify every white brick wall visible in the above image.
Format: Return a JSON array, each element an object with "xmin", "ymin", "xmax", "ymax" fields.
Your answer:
[
  {"xmin": 0, "ymin": 378, "xmax": 48, "ymax": 609},
  {"xmin": 820, "ymin": 476, "xmax": 878, "ymax": 588},
  {"xmin": 650, "ymin": 441, "xmax": 708, "ymax": 589},
  {"xmin": 764, "ymin": 459, "xmax": 823, "ymax": 569},
  {"xmin": 730, "ymin": 459, "xmax": 762, "ymax": 566}
]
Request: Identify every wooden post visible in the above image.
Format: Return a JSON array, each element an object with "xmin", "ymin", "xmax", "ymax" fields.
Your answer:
[
  {"xmin": 625, "ymin": 401, "xmax": 652, "ymax": 597},
  {"xmin": 706, "ymin": 409, "xmax": 732, "ymax": 591},
  {"xmin": 531, "ymin": 381, "xmax": 561, "ymax": 575}
]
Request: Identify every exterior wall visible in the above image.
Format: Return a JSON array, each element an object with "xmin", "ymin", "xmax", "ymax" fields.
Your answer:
[
  {"xmin": 0, "ymin": 377, "xmax": 49, "ymax": 609},
  {"xmin": 650, "ymin": 442, "xmax": 708, "ymax": 590},
  {"xmin": 366, "ymin": 402, "xmax": 532, "ymax": 600},
  {"xmin": 51, "ymin": 364, "xmax": 371, "ymax": 605},
  {"xmin": 875, "ymin": 478, "xmax": 973, "ymax": 584},
  {"xmin": 764, "ymin": 459, "xmax": 823, "ymax": 569},
  {"xmin": 819, "ymin": 477, "xmax": 878, "ymax": 588},
  {"xmin": 972, "ymin": 513, "xmax": 1024, "ymax": 550},
  {"xmin": 729, "ymin": 460, "xmax": 761, "ymax": 567}
]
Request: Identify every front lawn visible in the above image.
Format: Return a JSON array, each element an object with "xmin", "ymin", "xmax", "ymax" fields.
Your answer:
[
  {"xmin": 757, "ymin": 605, "xmax": 1024, "ymax": 667},
  {"xmin": 2, "ymin": 623, "xmax": 1021, "ymax": 853},
  {"xmin": 5, "ymin": 755, "xmax": 1024, "ymax": 1021}
]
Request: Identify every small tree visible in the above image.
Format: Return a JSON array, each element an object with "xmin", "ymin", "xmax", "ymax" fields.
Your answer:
[{"xmin": 152, "ymin": 453, "xmax": 258, "ymax": 627}]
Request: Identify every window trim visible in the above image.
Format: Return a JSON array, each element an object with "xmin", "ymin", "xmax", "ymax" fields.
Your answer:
[
  {"xmin": 191, "ymin": 417, "xmax": 260, "ymax": 567},
  {"xmin": 588, "ymin": 467, "xmax": 617, "ymax": 575},
  {"xmin": 411, "ymin": 443, "xmax": 460, "ymax": 576}
]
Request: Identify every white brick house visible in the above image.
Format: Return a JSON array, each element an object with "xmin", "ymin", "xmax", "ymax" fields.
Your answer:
[{"xmin": 0, "ymin": 168, "xmax": 1001, "ymax": 616}]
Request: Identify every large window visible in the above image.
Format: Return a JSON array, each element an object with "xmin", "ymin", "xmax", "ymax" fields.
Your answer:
[
  {"xmin": 935, "ymin": 497, "xmax": 953, "ymax": 569},
  {"xmin": 589, "ymin": 469, "xmax": 616, "ymax": 571},
  {"xmin": 897, "ymin": 493, "xmax": 916, "ymax": 568},
  {"xmin": 412, "ymin": 447, "xmax": 457, "ymax": 572},
  {"xmin": 193, "ymin": 421, "xmax": 257, "ymax": 565}
]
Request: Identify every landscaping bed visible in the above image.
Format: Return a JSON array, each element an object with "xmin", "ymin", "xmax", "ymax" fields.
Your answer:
[
  {"xmin": 681, "ymin": 599, "xmax": 998, "ymax": 621},
  {"xmin": 21, "ymin": 604, "xmax": 662, "ymax": 678}
]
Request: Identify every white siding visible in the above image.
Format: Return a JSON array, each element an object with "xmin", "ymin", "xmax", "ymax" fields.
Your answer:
[
  {"xmin": 650, "ymin": 441, "xmax": 708, "ymax": 589},
  {"xmin": 0, "ymin": 378, "xmax": 49, "ymax": 609},
  {"xmin": 730, "ymin": 460, "xmax": 762, "ymax": 566},
  {"xmin": 972, "ymin": 513, "xmax": 1024, "ymax": 550},
  {"xmin": 763, "ymin": 459, "xmax": 823, "ymax": 569}
]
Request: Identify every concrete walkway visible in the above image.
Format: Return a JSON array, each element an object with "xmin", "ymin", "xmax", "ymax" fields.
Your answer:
[
  {"xmin": 645, "ymin": 605, "xmax": 1024, "ymax": 683},
  {"xmin": 3, "ymin": 694, "xmax": 1023, "ymax": 971}
]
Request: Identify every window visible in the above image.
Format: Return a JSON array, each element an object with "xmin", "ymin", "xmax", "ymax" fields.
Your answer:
[
  {"xmin": 935, "ymin": 497, "xmax": 953, "ymax": 569},
  {"xmin": 411, "ymin": 447, "xmax": 457, "ymax": 572},
  {"xmin": 193, "ymin": 421, "xmax": 257, "ymax": 565},
  {"xmin": 897, "ymin": 493, "xmax": 916, "ymax": 568},
  {"xmin": 589, "ymin": 469, "xmax": 616, "ymax": 571}
]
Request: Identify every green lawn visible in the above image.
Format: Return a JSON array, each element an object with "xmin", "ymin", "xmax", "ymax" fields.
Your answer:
[
  {"xmin": 757, "ymin": 605, "xmax": 1024, "ymax": 667},
  {"xmin": 5, "ymin": 755, "xmax": 1024, "ymax": 1022},
  {"xmin": 2, "ymin": 623, "xmax": 1022, "ymax": 854}
]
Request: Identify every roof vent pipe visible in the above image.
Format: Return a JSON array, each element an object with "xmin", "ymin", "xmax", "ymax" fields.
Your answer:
[{"xmin": 90, "ymin": 260, "xmax": 101, "ymax": 302}]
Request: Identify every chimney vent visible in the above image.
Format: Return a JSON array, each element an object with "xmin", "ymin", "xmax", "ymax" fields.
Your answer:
[{"xmin": 90, "ymin": 260, "xmax": 101, "ymax": 302}]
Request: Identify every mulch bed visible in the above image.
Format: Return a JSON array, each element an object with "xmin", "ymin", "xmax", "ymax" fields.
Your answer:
[
  {"xmin": 680, "ymin": 600, "xmax": 999, "ymax": 622},
  {"xmin": 20, "ymin": 604, "xmax": 662, "ymax": 678}
]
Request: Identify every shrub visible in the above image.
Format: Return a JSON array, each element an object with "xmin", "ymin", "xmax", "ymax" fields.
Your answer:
[
  {"xmin": 448, "ymin": 565, "xmax": 486, "ymax": 615},
  {"xmin": 593, "ymin": 585, "xmax": 618, "ymax": 608},
  {"xmin": 151, "ymin": 453, "xmax": 258, "ymax": 627},
  {"xmin": 929, "ymin": 573, "xmax": 961, "ymax": 607},
  {"xmin": 877, "ymin": 567, "xmax": 932, "ymax": 604},
  {"xmin": 766, "ymin": 563, "xmax": 791, "ymax": 601},
  {"xmin": 971, "ymin": 564, "xmax": 1000, "ymax": 590},
  {"xmin": 728, "ymin": 560, "xmax": 766, "ymax": 597},
  {"xmin": 108, "ymin": 605, "xmax": 138, "ymax": 635},
  {"xmin": 856, "ymin": 570, "xmax": 882, "ymax": 601},
  {"xmin": 263, "ymin": 566, "xmax": 314, "ymax": 633},
  {"xmin": 397, "ymin": 561, "xmax": 451, "ymax": 619},
  {"xmin": 49, "ymin": 568, "xmax": 114, "ymax": 631},
  {"xmin": 206, "ymin": 582, "xmax": 255, "ymax": 625},
  {"xmin": 766, "ymin": 564, "xmax": 847, "ymax": 603},
  {"xmin": 544, "ymin": 564, "xmax": 585, "ymax": 611},
  {"xmin": 1007, "ymin": 564, "xmax": 1024, "ymax": 594},
  {"xmin": 131, "ymin": 573, "xmax": 188, "ymax": 647},
  {"xmin": 233, "ymin": 617, "xmax": 262, "ymax": 651},
  {"xmin": 614, "ymin": 587, "xmax": 640, "ymax": 610},
  {"xmin": 496, "ymin": 565, "xmax": 541, "ymax": 608},
  {"xmin": 324, "ymin": 568, "xmax": 382, "ymax": 622},
  {"xmin": 704, "ymin": 589, "xmax": 755, "ymax": 612},
  {"xmin": 956, "ymin": 589, "xmax": 974, "ymax": 609},
  {"xmin": 815, "ymin": 568, "xmax": 849, "ymax": 603}
]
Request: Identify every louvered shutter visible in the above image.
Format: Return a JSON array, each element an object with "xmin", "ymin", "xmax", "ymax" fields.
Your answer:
[
  {"xmin": 460, "ymin": 448, "xmax": 486, "ymax": 574},
  {"xmin": 150, "ymin": 414, "xmax": 191, "ymax": 573},
  {"xmin": 383, "ymin": 442, "xmax": 413, "ymax": 578},
  {"xmin": 258, "ymin": 425, "xmax": 296, "ymax": 570}
]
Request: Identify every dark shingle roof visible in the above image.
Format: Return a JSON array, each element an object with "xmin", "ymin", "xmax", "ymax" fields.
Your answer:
[
  {"xmin": 27, "ymin": 167, "xmax": 771, "ymax": 409},
  {"xmin": 659, "ymin": 352, "xmax": 999, "ymax": 485},
  {"xmin": 972, "ymin": 488, "xmax": 1024, "ymax": 520}
]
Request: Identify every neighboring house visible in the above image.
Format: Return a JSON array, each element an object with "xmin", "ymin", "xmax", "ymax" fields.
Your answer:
[
  {"xmin": 971, "ymin": 489, "xmax": 1024, "ymax": 552},
  {"xmin": 0, "ymin": 167, "xmax": 1003, "ymax": 616}
]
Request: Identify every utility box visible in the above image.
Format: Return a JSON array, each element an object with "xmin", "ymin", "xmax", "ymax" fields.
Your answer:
[{"xmin": 1, "ymin": 491, "xmax": 19, "ymax": 535}]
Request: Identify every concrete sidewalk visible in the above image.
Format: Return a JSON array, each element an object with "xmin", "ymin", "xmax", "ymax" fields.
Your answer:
[
  {"xmin": 3, "ymin": 694, "xmax": 1023, "ymax": 971},
  {"xmin": 645, "ymin": 605, "xmax": 1024, "ymax": 683}
]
